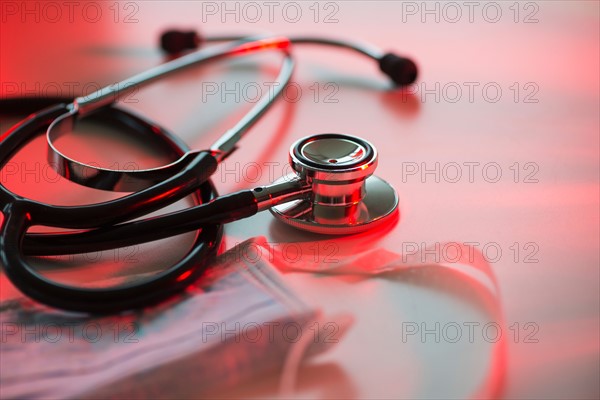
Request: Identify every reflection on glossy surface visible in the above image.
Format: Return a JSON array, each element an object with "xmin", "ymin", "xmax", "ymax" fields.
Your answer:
[
  {"xmin": 301, "ymin": 138, "xmax": 367, "ymax": 166},
  {"xmin": 271, "ymin": 175, "xmax": 399, "ymax": 234}
]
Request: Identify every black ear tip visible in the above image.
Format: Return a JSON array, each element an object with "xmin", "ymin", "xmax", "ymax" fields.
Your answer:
[
  {"xmin": 160, "ymin": 30, "xmax": 201, "ymax": 54},
  {"xmin": 379, "ymin": 53, "xmax": 418, "ymax": 86}
]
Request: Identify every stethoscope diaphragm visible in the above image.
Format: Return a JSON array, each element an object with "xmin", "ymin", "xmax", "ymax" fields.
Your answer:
[{"xmin": 270, "ymin": 133, "xmax": 399, "ymax": 234}]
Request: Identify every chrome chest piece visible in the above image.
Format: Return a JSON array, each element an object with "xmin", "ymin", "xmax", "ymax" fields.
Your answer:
[{"xmin": 270, "ymin": 133, "xmax": 399, "ymax": 234}]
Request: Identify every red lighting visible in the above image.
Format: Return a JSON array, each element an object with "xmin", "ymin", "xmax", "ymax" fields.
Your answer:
[
  {"xmin": 176, "ymin": 270, "xmax": 193, "ymax": 282},
  {"xmin": 231, "ymin": 36, "xmax": 291, "ymax": 55}
]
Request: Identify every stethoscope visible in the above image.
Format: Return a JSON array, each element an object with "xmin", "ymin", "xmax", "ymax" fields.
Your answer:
[{"xmin": 0, "ymin": 30, "xmax": 417, "ymax": 313}]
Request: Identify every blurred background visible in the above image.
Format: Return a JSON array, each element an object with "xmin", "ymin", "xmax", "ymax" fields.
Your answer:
[{"xmin": 1, "ymin": 1, "xmax": 599, "ymax": 399}]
